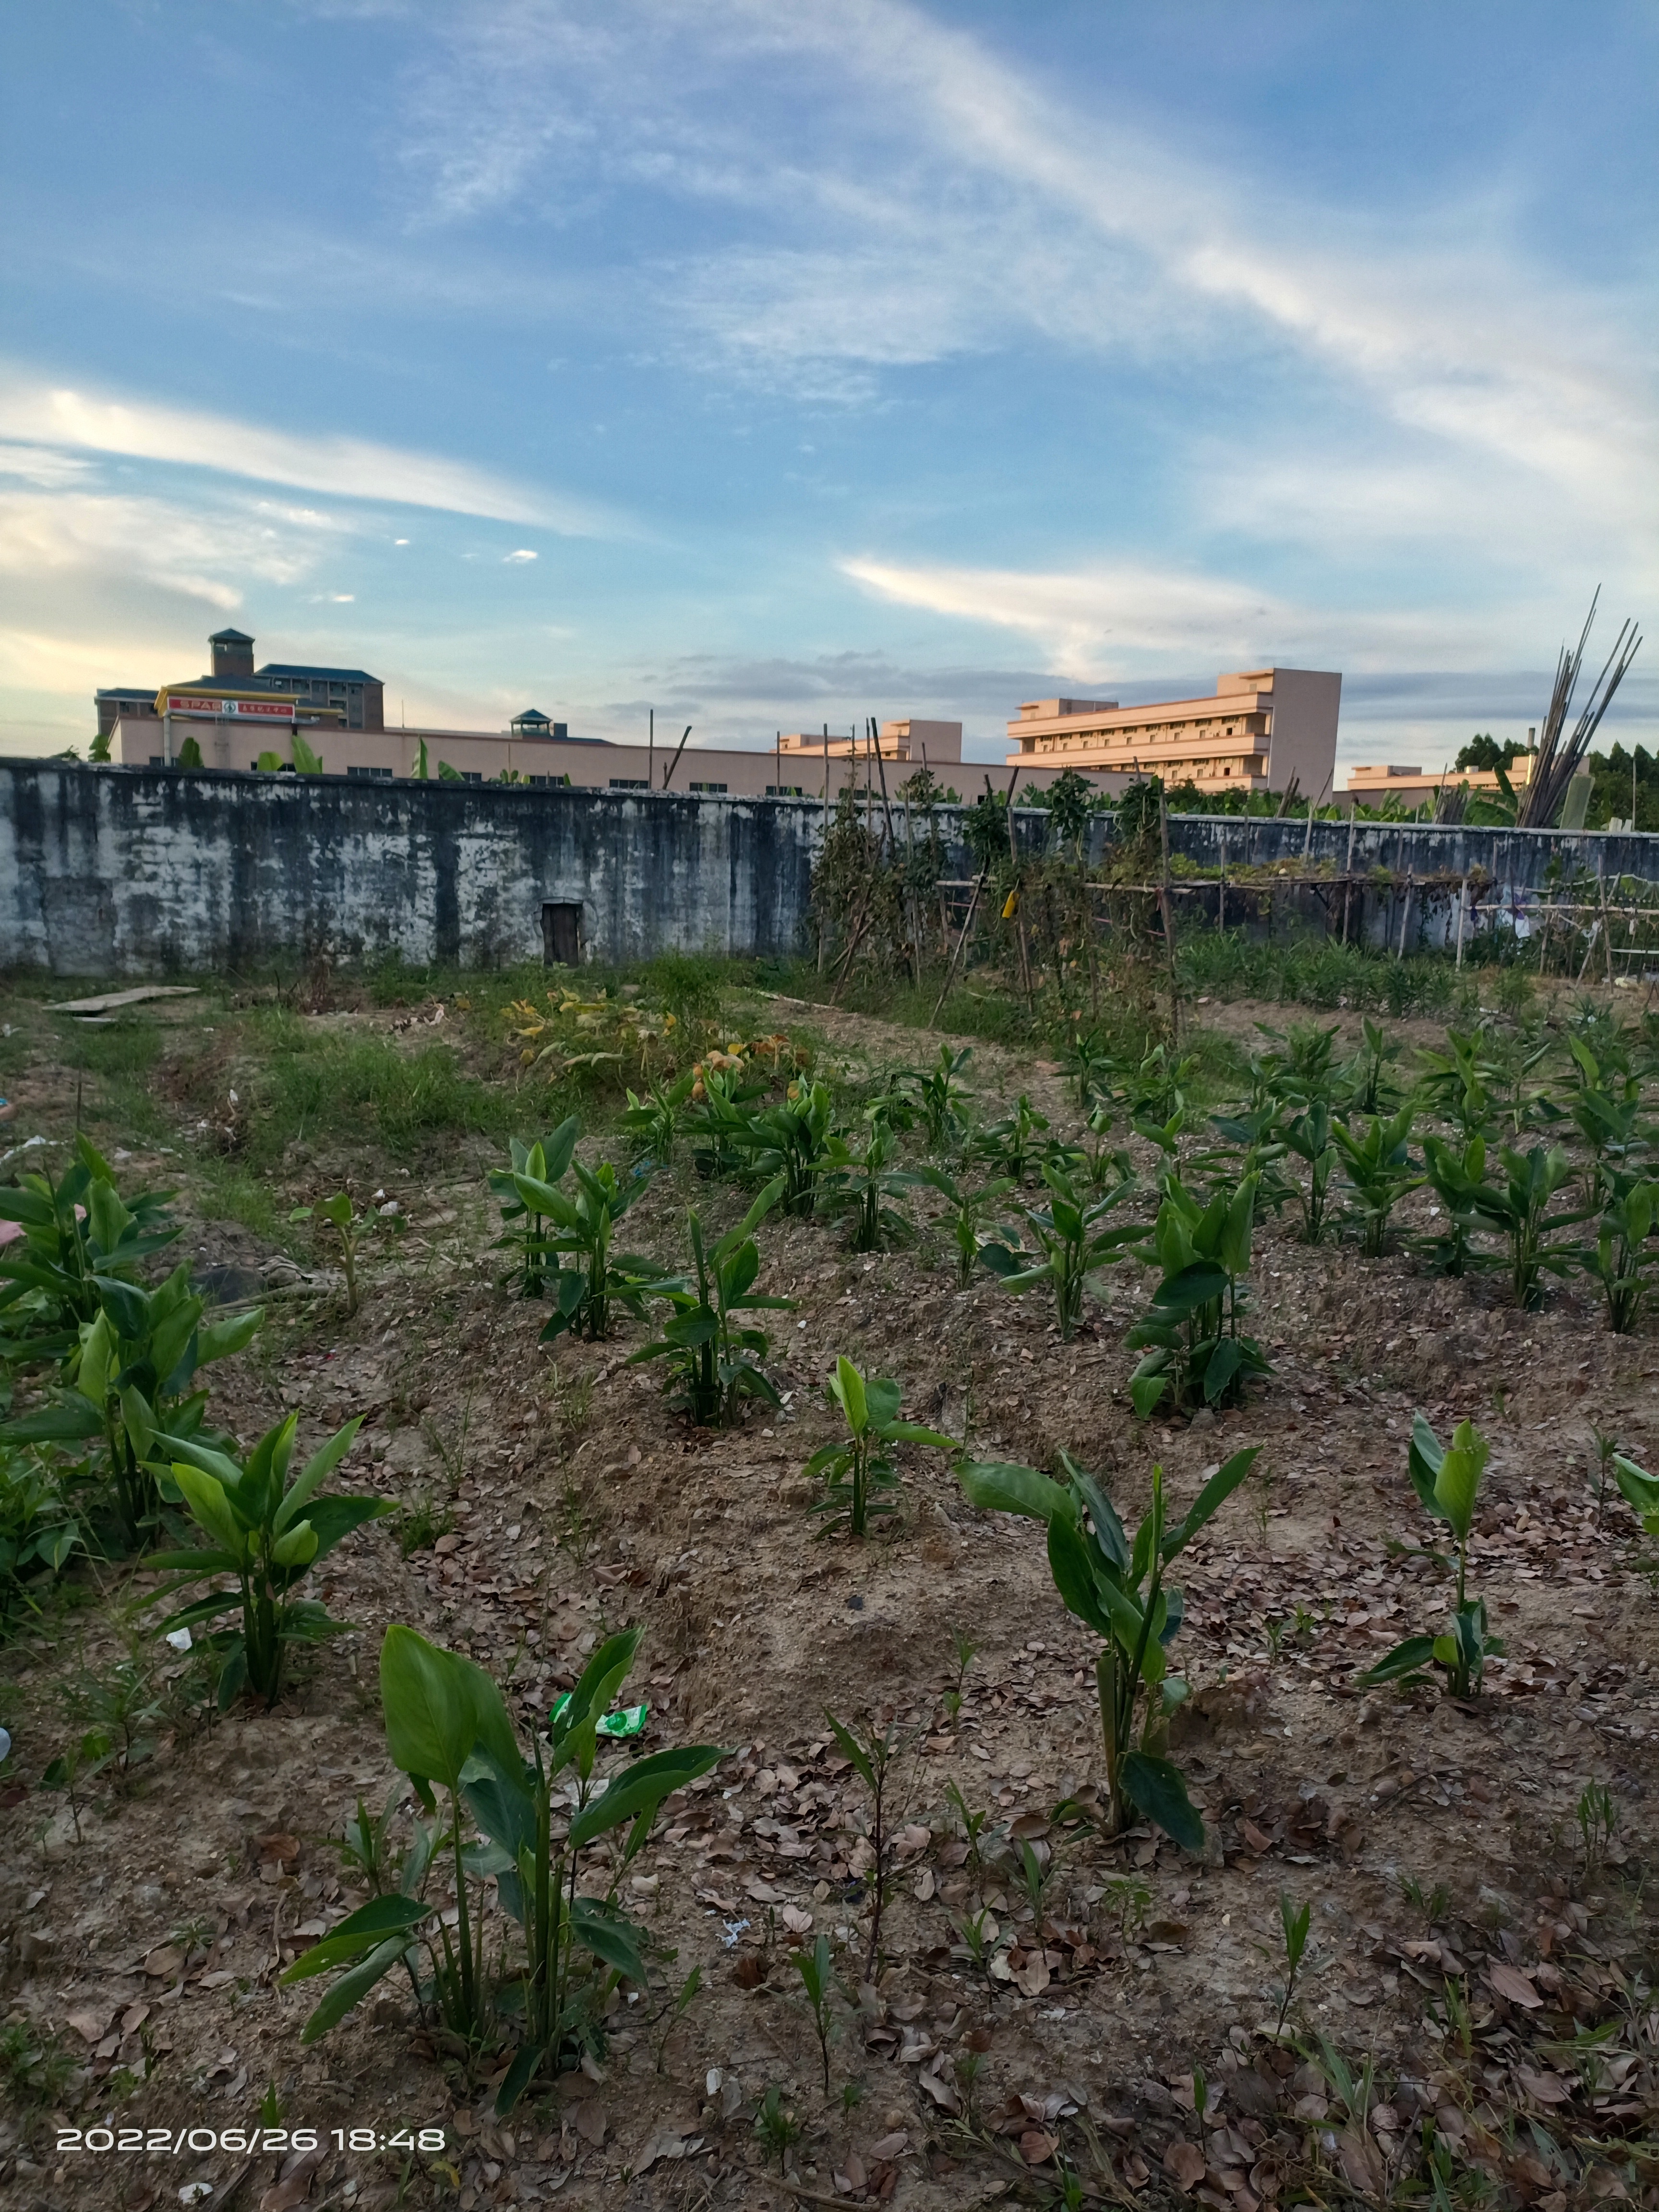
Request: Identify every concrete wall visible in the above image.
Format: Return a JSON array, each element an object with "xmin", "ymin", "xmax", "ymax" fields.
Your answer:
[
  {"xmin": 5, "ymin": 759, "xmax": 1659, "ymax": 977},
  {"xmin": 0, "ymin": 763, "xmax": 831, "ymax": 975}
]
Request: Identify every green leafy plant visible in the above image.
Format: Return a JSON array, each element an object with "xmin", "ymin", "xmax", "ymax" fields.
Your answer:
[
  {"xmin": 819, "ymin": 1109, "xmax": 913, "ymax": 1251},
  {"xmin": 629, "ymin": 1185, "xmax": 793, "ymax": 1426},
  {"xmin": 487, "ymin": 1122, "xmax": 579, "ymax": 1295},
  {"xmin": 1419, "ymin": 1132, "xmax": 1490, "ymax": 1277},
  {"xmin": 806, "ymin": 1356, "xmax": 954, "ymax": 1538},
  {"xmin": 1332, "ymin": 1106, "xmax": 1420, "ymax": 1257},
  {"xmin": 1466, "ymin": 1142, "xmax": 1588, "ymax": 1310},
  {"xmin": 1416, "ymin": 1029, "xmax": 1496, "ymax": 1140},
  {"xmin": 0, "ymin": 1445, "xmax": 78, "ymax": 1636},
  {"xmin": 1577, "ymin": 1782, "xmax": 1618, "ymax": 1874},
  {"xmin": 288, "ymin": 1192, "xmax": 370, "ymax": 1316},
  {"xmin": 976, "ymin": 1093, "xmax": 1049, "ymax": 1185},
  {"xmin": 1280, "ymin": 1099, "xmax": 1336, "ymax": 1245},
  {"xmin": 283, "ymin": 1624, "xmax": 723, "ymax": 2113},
  {"xmin": 149, "ymin": 1412, "xmax": 390, "ymax": 1708},
  {"xmin": 909, "ymin": 1164, "xmax": 1018, "ymax": 1288},
  {"xmin": 1612, "ymin": 1448, "xmax": 1659, "ymax": 1539},
  {"xmin": 1581, "ymin": 1176, "xmax": 1659, "ymax": 1334},
  {"xmin": 510, "ymin": 1149, "xmax": 662, "ymax": 1341},
  {"xmin": 619, "ymin": 1074, "xmax": 696, "ymax": 1166},
  {"xmin": 1125, "ymin": 1172, "xmax": 1269, "ymax": 1416},
  {"xmin": 754, "ymin": 2085, "xmax": 802, "ymax": 2174},
  {"xmin": 978, "ymin": 1160, "xmax": 1141, "ymax": 1339},
  {"xmin": 0, "ymin": 1134, "xmax": 180, "ymax": 1368},
  {"xmin": 957, "ymin": 1445, "xmax": 1259, "ymax": 1846},
  {"xmin": 3, "ymin": 1263, "xmax": 261, "ymax": 1552},
  {"xmin": 906, "ymin": 1045, "xmax": 974, "ymax": 1155},
  {"xmin": 40, "ymin": 1722, "xmax": 114, "ymax": 1842},
  {"xmin": 734, "ymin": 1082, "xmax": 835, "ymax": 1216},
  {"xmin": 1363, "ymin": 1414, "xmax": 1503, "ymax": 1697},
  {"xmin": 943, "ymin": 1625, "xmax": 978, "ymax": 1723},
  {"xmin": 1342, "ymin": 1017, "xmax": 1403, "ymax": 1116}
]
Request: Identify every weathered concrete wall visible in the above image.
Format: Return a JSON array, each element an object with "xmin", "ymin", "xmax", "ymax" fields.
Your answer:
[
  {"xmin": 5, "ymin": 761, "xmax": 1659, "ymax": 976},
  {"xmin": 0, "ymin": 763, "xmax": 829, "ymax": 975}
]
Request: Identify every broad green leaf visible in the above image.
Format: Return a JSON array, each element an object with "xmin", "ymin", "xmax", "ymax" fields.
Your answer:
[
  {"xmin": 1202, "ymin": 1335, "xmax": 1243, "ymax": 1406},
  {"xmin": 1, "ymin": 1398, "xmax": 104, "ymax": 1443},
  {"xmin": 1432, "ymin": 1419, "xmax": 1488, "ymax": 1545},
  {"xmin": 1163, "ymin": 1446, "xmax": 1260, "ymax": 1559},
  {"xmin": 275, "ymin": 1415, "xmax": 365, "ymax": 1534},
  {"xmin": 380, "ymin": 1624, "xmax": 519, "ymax": 1794},
  {"xmin": 1128, "ymin": 1371, "xmax": 1169, "ymax": 1419},
  {"xmin": 78, "ymin": 1310, "xmax": 113, "ymax": 1406},
  {"xmin": 824, "ymin": 1710, "xmax": 876, "ymax": 1792},
  {"xmin": 280, "ymin": 1894, "xmax": 428, "ymax": 1981},
  {"xmin": 956, "ymin": 1459, "xmax": 1073, "ymax": 1524},
  {"xmin": 296, "ymin": 1935, "xmax": 411, "ymax": 2042},
  {"xmin": 1152, "ymin": 1262, "xmax": 1228, "ymax": 1315},
  {"xmin": 878, "ymin": 1420, "xmax": 955, "ymax": 1449},
  {"xmin": 1121, "ymin": 1751, "xmax": 1205, "ymax": 1853},
  {"xmin": 1407, "ymin": 1410, "xmax": 1446, "ymax": 1520},
  {"xmin": 569, "ymin": 1899, "xmax": 649, "ymax": 1988},
  {"xmin": 1046, "ymin": 1515, "xmax": 1113, "ymax": 1637},
  {"xmin": 831, "ymin": 1356, "xmax": 868, "ymax": 1435},
  {"xmin": 1360, "ymin": 1635, "xmax": 1440, "ymax": 1684},
  {"xmin": 1614, "ymin": 1454, "xmax": 1659, "ymax": 1515},
  {"xmin": 172, "ymin": 1463, "xmax": 247, "ymax": 1560},
  {"xmin": 272, "ymin": 1520, "xmax": 319, "ymax": 1569},
  {"xmin": 568, "ymin": 1744, "xmax": 725, "ymax": 1848},
  {"xmin": 196, "ymin": 1306, "xmax": 264, "ymax": 1366}
]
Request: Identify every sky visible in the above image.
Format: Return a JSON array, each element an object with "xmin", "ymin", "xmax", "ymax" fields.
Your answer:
[{"xmin": 2, "ymin": 0, "xmax": 1655, "ymax": 774}]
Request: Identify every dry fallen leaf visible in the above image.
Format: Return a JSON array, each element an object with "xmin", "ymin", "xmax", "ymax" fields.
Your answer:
[
  {"xmin": 68, "ymin": 2006, "xmax": 117, "ymax": 2044},
  {"xmin": 1488, "ymin": 1960, "xmax": 1543, "ymax": 2009},
  {"xmin": 1517, "ymin": 2068, "xmax": 1572, "ymax": 2105},
  {"xmin": 1020, "ymin": 2129, "xmax": 1058, "ymax": 2165},
  {"xmin": 570, "ymin": 2099, "xmax": 607, "ymax": 2147},
  {"xmin": 781, "ymin": 1905, "xmax": 814, "ymax": 1935},
  {"xmin": 1163, "ymin": 2140, "xmax": 1206, "ymax": 2191},
  {"xmin": 867, "ymin": 2130, "xmax": 908, "ymax": 2161},
  {"xmin": 912, "ymin": 1866, "xmax": 936, "ymax": 1902},
  {"xmin": 143, "ymin": 1946, "xmax": 184, "ymax": 1980},
  {"xmin": 1013, "ymin": 1952, "xmax": 1052, "ymax": 1998}
]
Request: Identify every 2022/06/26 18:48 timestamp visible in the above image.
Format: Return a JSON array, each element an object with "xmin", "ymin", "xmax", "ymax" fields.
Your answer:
[{"xmin": 55, "ymin": 2127, "xmax": 449, "ymax": 2156}]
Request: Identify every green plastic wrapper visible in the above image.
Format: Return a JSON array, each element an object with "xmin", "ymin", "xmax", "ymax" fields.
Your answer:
[{"xmin": 549, "ymin": 1695, "xmax": 649, "ymax": 1739}]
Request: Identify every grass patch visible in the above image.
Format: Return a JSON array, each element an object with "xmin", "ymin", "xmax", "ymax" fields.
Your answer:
[
  {"xmin": 193, "ymin": 1158, "xmax": 283, "ymax": 1242},
  {"xmin": 1177, "ymin": 928, "xmax": 1477, "ymax": 1019}
]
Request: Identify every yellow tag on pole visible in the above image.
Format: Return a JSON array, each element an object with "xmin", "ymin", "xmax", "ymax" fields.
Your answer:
[{"xmin": 1001, "ymin": 890, "xmax": 1020, "ymax": 919}]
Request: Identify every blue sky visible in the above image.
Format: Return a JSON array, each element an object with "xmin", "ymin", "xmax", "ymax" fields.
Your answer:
[{"xmin": 2, "ymin": 0, "xmax": 1654, "ymax": 771}]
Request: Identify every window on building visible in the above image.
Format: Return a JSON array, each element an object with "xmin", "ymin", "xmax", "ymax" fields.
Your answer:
[
  {"xmin": 765, "ymin": 784, "xmax": 805, "ymax": 797},
  {"xmin": 689, "ymin": 781, "xmax": 728, "ymax": 793},
  {"xmin": 609, "ymin": 778, "xmax": 649, "ymax": 789},
  {"xmin": 461, "ymin": 771, "xmax": 483, "ymax": 785},
  {"xmin": 347, "ymin": 765, "xmax": 394, "ymax": 781}
]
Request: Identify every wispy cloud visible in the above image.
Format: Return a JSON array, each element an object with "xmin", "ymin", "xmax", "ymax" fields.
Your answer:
[{"xmin": 0, "ymin": 370, "xmax": 613, "ymax": 531}]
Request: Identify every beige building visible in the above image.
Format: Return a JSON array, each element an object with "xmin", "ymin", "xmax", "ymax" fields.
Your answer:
[
  {"xmin": 1343, "ymin": 754, "xmax": 1535, "ymax": 812},
  {"xmin": 1005, "ymin": 667, "xmax": 1341, "ymax": 799}
]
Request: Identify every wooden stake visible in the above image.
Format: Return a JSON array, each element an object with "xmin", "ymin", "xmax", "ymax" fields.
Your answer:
[
  {"xmin": 1158, "ymin": 782, "xmax": 1178, "ymax": 1042},
  {"xmin": 930, "ymin": 874, "xmax": 984, "ymax": 1026}
]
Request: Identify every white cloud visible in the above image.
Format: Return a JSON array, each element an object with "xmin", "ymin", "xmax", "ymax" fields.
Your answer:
[
  {"xmin": 0, "ymin": 370, "xmax": 613, "ymax": 533},
  {"xmin": 504, "ymin": 547, "xmax": 539, "ymax": 562}
]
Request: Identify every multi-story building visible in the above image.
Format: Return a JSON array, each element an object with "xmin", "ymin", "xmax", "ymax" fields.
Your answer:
[
  {"xmin": 1005, "ymin": 668, "xmax": 1341, "ymax": 799},
  {"xmin": 1342, "ymin": 753, "xmax": 1536, "ymax": 813}
]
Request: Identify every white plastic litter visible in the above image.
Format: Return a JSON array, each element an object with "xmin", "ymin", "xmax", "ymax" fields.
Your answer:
[{"xmin": 165, "ymin": 1627, "xmax": 193, "ymax": 1653}]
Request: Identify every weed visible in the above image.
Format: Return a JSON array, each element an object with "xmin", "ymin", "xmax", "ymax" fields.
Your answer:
[
  {"xmin": 0, "ymin": 2018, "xmax": 78, "ymax": 2106},
  {"xmin": 959, "ymin": 1445, "xmax": 1257, "ymax": 1843},
  {"xmin": 397, "ymin": 1490, "xmax": 456, "ymax": 1558},
  {"xmin": 909, "ymin": 1163, "xmax": 1020, "ymax": 1288},
  {"xmin": 824, "ymin": 1708, "xmax": 909, "ymax": 1979},
  {"xmin": 652, "ymin": 1962, "xmax": 702, "ymax": 2075},
  {"xmin": 945, "ymin": 1780, "xmax": 992, "ymax": 1879},
  {"xmin": 943, "ymin": 1625, "xmax": 978, "ymax": 1723},
  {"xmin": 1399, "ymin": 1872, "xmax": 1451, "ymax": 1928},
  {"xmin": 753, "ymin": 2084, "xmax": 801, "ymax": 2173},
  {"xmin": 1273, "ymin": 1892, "xmax": 1310, "ymax": 2036},
  {"xmin": 791, "ymin": 1933, "xmax": 839, "ymax": 2095},
  {"xmin": 1577, "ymin": 1782, "xmax": 1618, "ymax": 1874}
]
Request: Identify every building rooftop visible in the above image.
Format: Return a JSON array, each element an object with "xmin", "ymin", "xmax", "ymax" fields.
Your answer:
[
  {"xmin": 208, "ymin": 627, "xmax": 255, "ymax": 645},
  {"xmin": 258, "ymin": 661, "xmax": 380, "ymax": 684}
]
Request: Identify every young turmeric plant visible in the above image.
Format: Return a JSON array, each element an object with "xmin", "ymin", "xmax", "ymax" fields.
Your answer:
[
  {"xmin": 807, "ymin": 1357, "xmax": 955, "ymax": 1537},
  {"xmin": 1363, "ymin": 1414, "xmax": 1503, "ymax": 1697},
  {"xmin": 957, "ymin": 1445, "xmax": 1259, "ymax": 1847}
]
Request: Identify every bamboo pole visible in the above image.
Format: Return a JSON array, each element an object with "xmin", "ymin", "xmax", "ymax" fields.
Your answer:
[
  {"xmin": 1158, "ymin": 782, "xmax": 1178, "ymax": 1042},
  {"xmin": 930, "ymin": 874, "xmax": 985, "ymax": 1027},
  {"xmin": 1455, "ymin": 875, "xmax": 1468, "ymax": 967}
]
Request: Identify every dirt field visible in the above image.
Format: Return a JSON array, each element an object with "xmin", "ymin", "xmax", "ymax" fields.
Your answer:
[{"xmin": 2, "ymin": 970, "xmax": 1656, "ymax": 2212}]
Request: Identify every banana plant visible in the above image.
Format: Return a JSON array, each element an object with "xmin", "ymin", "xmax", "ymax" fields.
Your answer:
[
  {"xmin": 806, "ymin": 1356, "xmax": 955, "ymax": 1538},
  {"xmin": 1464, "ymin": 1142, "xmax": 1589, "ymax": 1310},
  {"xmin": 1340, "ymin": 1017, "xmax": 1403, "ymax": 1116},
  {"xmin": 510, "ymin": 1153, "xmax": 662, "ymax": 1341},
  {"xmin": 908, "ymin": 1164, "xmax": 1019, "ymax": 1288},
  {"xmin": 283, "ymin": 1624, "xmax": 723, "ymax": 2115},
  {"xmin": 735, "ymin": 1082, "xmax": 835, "ymax": 1216},
  {"xmin": 1563, "ymin": 1038, "xmax": 1648, "ymax": 1209},
  {"xmin": 1125, "ymin": 1171, "xmax": 1269, "ymax": 1417},
  {"xmin": 978, "ymin": 1160, "xmax": 1142, "ymax": 1339},
  {"xmin": 1415, "ymin": 1030, "xmax": 1496, "ymax": 1140},
  {"xmin": 488, "ymin": 1121, "xmax": 580, "ymax": 1296},
  {"xmin": 1332, "ymin": 1106, "xmax": 1420, "ymax": 1257},
  {"xmin": 629, "ymin": 1183, "xmax": 793, "ymax": 1425},
  {"xmin": 685, "ymin": 1065, "xmax": 768, "ymax": 1181},
  {"xmin": 957, "ymin": 1446, "xmax": 1259, "ymax": 1846},
  {"xmin": 1363, "ymin": 1414, "xmax": 1502, "ymax": 1698},
  {"xmin": 1581, "ymin": 1175, "xmax": 1659, "ymax": 1334},
  {"xmin": 2, "ymin": 1264, "xmax": 261, "ymax": 1552},
  {"xmin": 0, "ymin": 1135, "xmax": 180, "ymax": 1367},
  {"xmin": 148, "ymin": 1412, "xmax": 390, "ymax": 1707}
]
